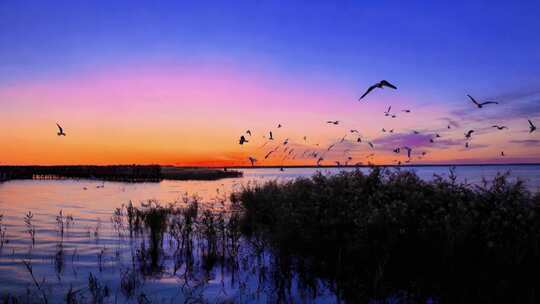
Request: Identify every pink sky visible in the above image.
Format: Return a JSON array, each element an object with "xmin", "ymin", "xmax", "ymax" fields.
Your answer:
[{"xmin": 1, "ymin": 62, "xmax": 538, "ymax": 166}]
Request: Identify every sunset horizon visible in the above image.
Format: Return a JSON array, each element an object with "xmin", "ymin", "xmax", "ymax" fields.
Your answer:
[{"xmin": 1, "ymin": 2, "xmax": 539, "ymax": 167}]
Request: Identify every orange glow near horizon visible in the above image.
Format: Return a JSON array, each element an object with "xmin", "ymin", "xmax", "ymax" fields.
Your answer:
[{"xmin": 1, "ymin": 62, "xmax": 539, "ymax": 167}]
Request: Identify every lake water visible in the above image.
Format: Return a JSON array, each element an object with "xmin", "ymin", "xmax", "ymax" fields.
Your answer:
[{"xmin": 0, "ymin": 165, "xmax": 539, "ymax": 303}]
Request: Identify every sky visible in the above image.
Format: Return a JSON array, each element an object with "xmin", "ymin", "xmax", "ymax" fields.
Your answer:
[{"xmin": 1, "ymin": 0, "xmax": 539, "ymax": 166}]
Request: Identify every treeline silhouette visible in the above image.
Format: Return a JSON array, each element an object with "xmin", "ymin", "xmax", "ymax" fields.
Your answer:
[{"xmin": 0, "ymin": 165, "xmax": 241, "ymax": 182}]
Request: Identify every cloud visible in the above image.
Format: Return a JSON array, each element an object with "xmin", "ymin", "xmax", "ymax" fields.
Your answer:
[
  {"xmin": 509, "ymin": 139, "xmax": 540, "ymax": 147},
  {"xmin": 373, "ymin": 132, "xmax": 463, "ymax": 151},
  {"xmin": 450, "ymin": 89, "xmax": 540, "ymax": 123},
  {"xmin": 438, "ymin": 117, "xmax": 461, "ymax": 128}
]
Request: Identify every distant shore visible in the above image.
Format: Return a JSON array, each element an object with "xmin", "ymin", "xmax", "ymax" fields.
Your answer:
[{"xmin": 0, "ymin": 165, "xmax": 242, "ymax": 182}]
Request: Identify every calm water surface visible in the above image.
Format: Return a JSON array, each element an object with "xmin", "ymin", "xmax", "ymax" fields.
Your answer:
[{"xmin": 0, "ymin": 165, "xmax": 538, "ymax": 303}]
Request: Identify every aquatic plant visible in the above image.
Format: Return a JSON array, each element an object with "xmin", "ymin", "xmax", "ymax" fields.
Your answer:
[
  {"xmin": 0, "ymin": 214, "xmax": 6, "ymax": 249},
  {"xmin": 87, "ymin": 272, "xmax": 110, "ymax": 304},
  {"xmin": 23, "ymin": 212, "xmax": 36, "ymax": 246},
  {"xmin": 111, "ymin": 207, "xmax": 124, "ymax": 237},
  {"xmin": 120, "ymin": 268, "xmax": 142, "ymax": 299},
  {"xmin": 234, "ymin": 168, "xmax": 540, "ymax": 303},
  {"xmin": 21, "ymin": 259, "xmax": 48, "ymax": 304},
  {"xmin": 53, "ymin": 243, "xmax": 64, "ymax": 280},
  {"xmin": 56, "ymin": 210, "xmax": 65, "ymax": 238}
]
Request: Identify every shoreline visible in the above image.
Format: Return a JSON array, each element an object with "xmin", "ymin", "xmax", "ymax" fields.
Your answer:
[{"xmin": 0, "ymin": 165, "xmax": 242, "ymax": 182}]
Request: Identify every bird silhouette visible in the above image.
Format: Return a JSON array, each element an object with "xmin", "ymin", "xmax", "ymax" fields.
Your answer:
[
  {"xmin": 435, "ymin": 133, "xmax": 441, "ymax": 138},
  {"xmin": 384, "ymin": 106, "xmax": 392, "ymax": 116},
  {"xmin": 467, "ymin": 94, "xmax": 498, "ymax": 108},
  {"xmin": 327, "ymin": 120, "xmax": 339, "ymax": 125},
  {"xmin": 239, "ymin": 135, "xmax": 248, "ymax": 145},
  {"xmin": 359, "ymin": 80, "xmax": 397, "ymax": 100},
  {"xmin": 56, "ymin": 123, "xmax": 66, "ymax": 136},
  {"xmin": 393, "ymin": 147, "xmax": 401, "ymax": 153},
  {"xmin": 402, "ymin": 146, "xmax": 412, "ymax": 158},
  {"xmin": 402, "ymin": 109, "xmax": 411, "ymax": 113},
  {"xmin": 465, "ymin": 130, "xmax": 474, "ymax": 139},
  {"xmin": 316, "ymin": 157, "xmax": 324, "ymax": 166},
  {"xmin": 283, "ymin": 138, "xmax": 289, "ymax": 145},
  {"xmin": 501, "ymin": 151, "xmax": 505, "ymax": 157},
  {"xmin": 529, "ymin": 119, "xmax": 537, "ymax": 133},
  {"xmin": 327, "ymin": 143, "xmax": 336, "ymax": 151},
  {"xmin": 447, "ymin": 125, "xmax": 451, "ymax": 129},
  {"xmin": 264, "ymin": 150, "xmax": 274, "ymax": 159},
  {"xmin": 277, "ymin": 124, "xmax": 282, "ymax": 128},
  {"xmin": 465, "ymin": 142, "xmax": 470, "ymax": 148},
  {"xmin": 350, "ymin": 129, "xmax": 359, "ymax": 133},
  {"xmin": 357, "ymin": 137, "xmax": 362, "ymax": 143},
  {"xmin": 413, "ymin": 130, "xmax": 420, "ymax": 135},
  {"xmin": 492, "ymin": 125, "xmax": 508, "ymax": 130},
  {"xmin": 269, "ymin": 131, "xmax": 274, "ymax": 140},
  {"xmin": 368, "ymin": 142, "xmax": 374, "ymax": 148},
  {"xmin": 246, "ymin": 130, "xmax": 252, "ymax": 136},
  {"xmin": 389, "ymin": 129, "xmax": 394, "ymax": 133},
  {"xmin": 248, "ymin": 157, "xmax": 257, "ymax": 166},
  {"xmin": 382, "ymin": 128, "xmax": 386, "ymax": 132},
  {"xmin": 335, "ymin": 161, "xmax": 341, "ymax": 167}
]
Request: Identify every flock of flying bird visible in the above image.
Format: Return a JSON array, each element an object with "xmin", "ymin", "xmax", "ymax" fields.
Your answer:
[
  {"xmin": 51, "ymin": 79, "xmax": 536, "ymax": 169},
  {"xmin": 236, "ymin": 80, "xmax": 538, "ymax": 169}
]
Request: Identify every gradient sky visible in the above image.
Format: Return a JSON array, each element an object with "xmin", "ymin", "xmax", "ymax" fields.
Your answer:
[{"xmin": 1, "ymin": 1, "xmax": 539, "ymax": 166}]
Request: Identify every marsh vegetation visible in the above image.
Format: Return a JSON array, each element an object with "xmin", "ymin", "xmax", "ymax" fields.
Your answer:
[{"xmin": 1, "ymin": 168, "xmax": 539, "ymax": 303}]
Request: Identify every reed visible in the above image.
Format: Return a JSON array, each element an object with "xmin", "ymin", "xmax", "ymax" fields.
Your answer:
[{"xmin": 233, "ymin": 168, "xmax": 540, "ymax": 303}]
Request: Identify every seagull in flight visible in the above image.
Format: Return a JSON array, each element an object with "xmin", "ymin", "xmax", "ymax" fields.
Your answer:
[
  {"xmin": 350, "ymin": 129, "xmax": 359, "ymax": 133},
  {"xmin": 384, "ymin": 106, "xmax": 392, "ymax": 117},
  {"xmin": 368, "ymin": 142, "xmax": 374, "ymax": 149},
  {"xmin": 327, "ymin": 120, "xmax": 339, "ymax": 125},
  {"xmin": 468, "ymin": 94, "xmax": 498, "ymax": 108},
  {"xmin": 327, "ymin": 143, "xmax": 336, "ymax": 151},
  {"xmin": 492, "ymin": 125, "xmax": 508, "ymax": 130},
  {"xmin": 465, "ymin": 142, "xmax": 470, "ymax": 148},
  {"xmin": 357, "ymin": 137, "xmax": 362, "ymax": 142},
  {"xmin": 501, "ymin": 151, "xmax": 505, "ymax": 157},
  {"xmin": 264, "ymin": 150, "xmax": 274, "ymax": 159},
  {"xmin": 248, "ymin": 157, "xmax": 257, "ymax": 166},
  {"xmin": 402, "ymin": 146, "xmax": 412, "ymax": 158},
  {"xmin": 359, "ymin": 80, "xmax": 397, "ymax": 100},
  {"xmin": 529, "ymin": 119, "xmax": 537, "ymax": 133},
  {"xmin": 316, "ymin": 157, "xmax": 324, "ymax": 166},
  {"xmin": 239, "ymin": 135, "xmax": 248, "ymax": 145},
  {"xmin": 56, "ymin": 123, "xmax": 66, "ymax": 136},
  {"xmin": 269, "ymin": 131, "xmax": 274, "ymax": 140},
  {"xmin": 402, "ymin": 109, "xmax": 411, "ymax": 113},
  {"xmin": 277, "ymin": 124, "xmax": 282, "ymax": 128},
  {"xmin": 465, "ymin": 130, "xmax": 474, "ymax": 139},
  {"xmin": 246, "ymin": 130, "xmax": 252, "ymax": 136}
]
